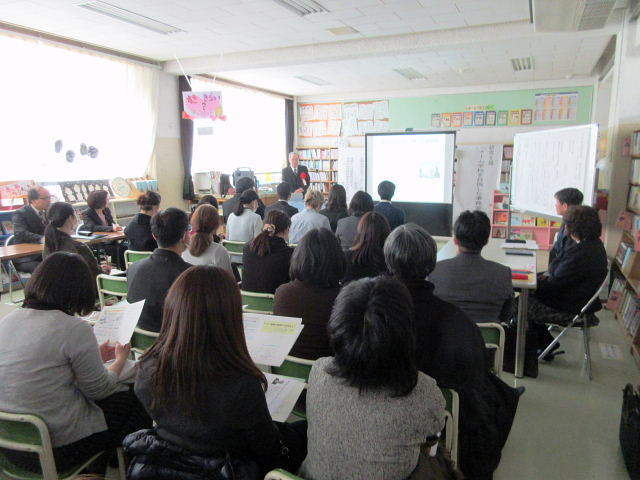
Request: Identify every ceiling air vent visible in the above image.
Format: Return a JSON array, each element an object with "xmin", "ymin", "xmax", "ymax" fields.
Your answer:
[
  {"xmin": 78, "ymin": 1, "xmax": 183, "ymax": 35},
  {"xmin": 271, "ymin": 0, "xmax": 329, "ymax": 16},
  {"xmin": 393, "ymin": 67, "xmax": 425, "ymax": 80},
  {"xmin": 510, "ymin": 56, "xmax": 535, "ymax": 72}
]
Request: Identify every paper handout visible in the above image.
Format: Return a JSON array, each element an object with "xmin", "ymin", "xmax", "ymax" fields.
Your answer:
[
  {"xmin": 93, "ymin": 299, "xmax": 145, "ymax": 345},
  {"xmin": 264, "ymin": 373, "xmax": 306, "ymax": 422},
  {"xmin": 243, "ymin": 313, "xmax": 303, "ymax": 367}
]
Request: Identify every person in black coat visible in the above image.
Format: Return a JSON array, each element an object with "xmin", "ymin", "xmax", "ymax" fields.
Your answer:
[
  {"xmin": 373, "ymin": 180, "xmax": 405, "ymax": 231},
  {"xmin": 548, "ymin": 187, "xmax": 583, "ymax": 264},
  {"xmin": 264, "ymin": 183, "xmax": 299, "ymax": 219},
  {"xmin": 281, "ymin": 152, "xmax": 310, "ymax": 195},
  {"xmin": 241, "ymin": 210, "xmax": 293, "ymax": 294},
  {"xmin": 79, "ymin": 190, "xmax": 122, "ymax": 233},
  {"xmin": 125, "ymin": 192, "xmax": 161, "ymax": 252},
  {"xmin": 127, "ymin": 209, "xmax": 191, "ymax": 332},
  {"xmin": 319, "ymin": 184, "xmax": 348, "ymax": 233},
  {"xmin": 384, "ymin": 223, "xmax": 521, "ymax": 480},
  {"xmin": 222, "ymin": 177, "xmax": 265, "ymax": 223},
  {"xmin": 11, "ymin": 187, "xmax": 51, "ymax": 272},
  {"xmin": 343, "ymin": 212, "xmax": 390, "ymax": 283}
]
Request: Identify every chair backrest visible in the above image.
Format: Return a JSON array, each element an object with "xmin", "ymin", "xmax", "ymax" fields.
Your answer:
[
  {"xmin": 131, "ymin": 327, "xmax": 160, "ymax": 355},
  {"xmin": 439, "ymin": 387, "xmax": 460, "ymax": 466},
  {"xmin": 222, "ymin": 240, "xmax": 246, "ymax": 254},
  {"xmin": 241, "ymin": 290, "xmax": 275, "ymax": 314},
  {"xmin": 0, "ymin": 411, "xmax": 56, "ymax": 479},
  {"xmin": 124, "ymin": 250, "xmax": 153, "ymax": 269},
  {"xmin": 96, "ymin": 274, "xmax": 128, "ymax": 309},
  {"xmin": 4, "ymin": 234, "xmax": 15, "ymax": 247},
  {"xmin": 477, "ymin": 322, "xmax": 505, "ymax": 377},
  {"xmin": 271, "ymin": 355, "xmax": 315, "ymax": 382},
  {"xmin": 580, "ymin": 278, "xmax": 609, "ymax": 315}
]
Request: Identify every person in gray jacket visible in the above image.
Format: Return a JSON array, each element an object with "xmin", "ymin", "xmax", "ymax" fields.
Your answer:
[
  {"xmin": 431, "ymin": 210, "xmax": 513, "ymax": 323},
  {"xmin": 336, "ymin": 190, "xmax": 374, "ymax": 251}
]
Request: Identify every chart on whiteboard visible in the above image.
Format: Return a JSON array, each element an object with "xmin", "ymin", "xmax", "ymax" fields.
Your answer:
[{"xmin": 338, "ymin": 147, "xmax": 365, "ymax": 201}]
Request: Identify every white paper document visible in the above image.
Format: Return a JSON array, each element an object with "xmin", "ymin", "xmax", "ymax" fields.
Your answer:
[
  {"xmin": 243, "ymin": 313, "xmax": 303, "ymax": 367},
  {"xmin": 499, "ymin": 240, "xmax": 539, "ymax": 250},
  {"xmin": 264, "ymin": 373, "xmax": 306, "ymax": 422},
  {"xmin": 93, "ymin": 299, "xmax": 145, "ymax": 345}
]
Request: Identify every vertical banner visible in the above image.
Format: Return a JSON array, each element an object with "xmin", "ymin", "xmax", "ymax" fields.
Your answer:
[
  {"xmin": 338, "ymin": 147, "xmax": 366, "ymax": 202},
  {"xmin": 453, "ymin": 144, "xmax": 503, "ymax": 219}
]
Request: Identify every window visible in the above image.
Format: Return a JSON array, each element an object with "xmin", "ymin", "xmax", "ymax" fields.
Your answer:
[
  {"xmin": 190, "ymin": 78, "xmax": 286, "ymax": 178},
  {"xmin": 0, "ymin": 33, "xmax": 158, "ymax": 182}
]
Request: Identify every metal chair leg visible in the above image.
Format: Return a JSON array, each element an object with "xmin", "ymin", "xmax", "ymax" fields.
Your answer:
[
  {"xmin": 538, "ymin": 320, "xmax": 576, "ymax": 361},
  {"xmin": 582, "ymin": 323, "xmax": 592, "ymax": 381}
]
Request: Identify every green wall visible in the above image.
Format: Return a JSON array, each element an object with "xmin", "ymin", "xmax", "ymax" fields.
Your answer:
[{"xmin": 388, "ymin": 85, "xmax": 593, "ymax": 131}]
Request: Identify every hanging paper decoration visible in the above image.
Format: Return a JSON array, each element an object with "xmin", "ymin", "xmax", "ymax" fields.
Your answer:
[{"xmin": 182, "ymin": 91, "xmax": 226, "ymax": 121}]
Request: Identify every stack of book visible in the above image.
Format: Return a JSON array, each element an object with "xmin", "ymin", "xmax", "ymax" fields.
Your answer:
[{"xmin": 616, "ymin": 241, "xmax": 636, "ymax": 271}]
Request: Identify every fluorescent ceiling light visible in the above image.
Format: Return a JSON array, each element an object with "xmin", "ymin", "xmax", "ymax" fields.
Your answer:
[
  {"xmin": 510, "ymin": 56, "xmax": 535, "ymax": 71},
  {"xmin": 327, "ymin": 26, "xmax": 359, "ymax": 35},
  {"xmin": 295, "ymin": 75, "xmax": 331, "ymax": 86},
  {"xmin": 271, "ymin": 0, "xmax": 329, "ymax": 16},
  {"xmin": 393, "ymin": 67, "xmax": 425, "ymax": 80},
  {"xmin": 77, "ymin": 1, "xmax": 184, "ymax": 35}
]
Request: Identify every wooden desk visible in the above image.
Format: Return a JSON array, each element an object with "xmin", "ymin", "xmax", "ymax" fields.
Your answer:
[{"xmin": 437, "ymin": 238, "xmax": 537, "ymax": 379}]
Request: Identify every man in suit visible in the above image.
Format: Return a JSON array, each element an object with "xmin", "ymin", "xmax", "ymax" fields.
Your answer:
[
  {"xmin": 548, "ymin": 187, "xmax": 583, "ymax": 264},
  {"xmin": 374, "ymin": 180, "xmax": 405, "ymax": 231},
  {"xmin": 221, "ymin": 177, "xmax": 265, "ymax": 223},
  {"xmin": 11, "ymin": 187, "xmax": 52, "ymax": 273},
  {"xmin": 430, "ymin": 210, "xmax": 513, "ymax": 323},
  {"xmin": 281, "ymin": 152, "xmax": 310, "ymax": 195},
  {"xmin": 127, "ymin": 208, "xmax": 191, "ymax": 332},
  {"xmin": 264, "ymin": 182, "xmax": 299, "ymax": 219}
]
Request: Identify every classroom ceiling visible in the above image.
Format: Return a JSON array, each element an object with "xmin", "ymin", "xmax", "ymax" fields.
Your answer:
[{"xmin": 0, "ymin": 0, "xmax": 621, "ymax": 95}]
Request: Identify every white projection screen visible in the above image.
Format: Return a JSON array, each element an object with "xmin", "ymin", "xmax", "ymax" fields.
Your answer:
[{"xmin": 365, "ymin": 132, "xmax": 456, "ymax": 204}]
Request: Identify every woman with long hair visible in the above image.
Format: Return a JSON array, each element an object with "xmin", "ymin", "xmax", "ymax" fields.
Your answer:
[
  {"xmin": 43, "ymin": 201, "xmax": 107, "ymax": 276},
  {"xmin": 131, "ymin": 266, "xmax": 306, "ymax": 478},
  {"xmin": 343, "ymin": 211, "xmax": 391, "ymax": 283},
  {"xmin": 125, "ymin": 191, "xmax": 161, "ymax": 251},
  {"xmin": 336, "ymin": 190, "xmax": 374, "ymax": 251},
  {"xmin": 319, "ymin": 184, "xmax": 348, "ymax": 232},
  {"xmin": 182, "ymin": 204, "xmax": 232, "ymax": 274},
  {"xmin": 226, "ymin": 189, "xmax": 263, "ymax": 243},
  {"xmin": 242, "ymin": 210, "xmax": 293, "ymax": 294}
]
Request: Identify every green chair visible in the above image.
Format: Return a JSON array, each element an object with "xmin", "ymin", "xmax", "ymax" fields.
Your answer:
[
  {"xmin": 271, "ymin": 356, "xmax": 315, "ymax": 419},
  {"xmin": 439, "ymin": 387, "xmax": 460, "ymax": 466},
  {"xmin": 96, "ymin": 274, "xmax": 128, "ymax": 309},
  {"xmin": 477, "ymin": 322, "xmax": 506, "ymax": 377},
  {"xmin": 222, "ymin": 240, "xmax": 245, "ymax": 257},
  {"xmin": 0, "ymin": 410, "xmax": 125, "ymax": 480},
  {"xmin": 123, "ymin": 250, "xmax": 153, "ymax": 269},
  {"xmin": 130, "ymin": 327, "xmax": 160, "ymax": 356},
  {"xmin": 264, "ymin": 469, "xmax": 306, "ymax": 480},
  {"xmin": 241, "ymin": 291, "xmax": 275, "ymax": 314}
]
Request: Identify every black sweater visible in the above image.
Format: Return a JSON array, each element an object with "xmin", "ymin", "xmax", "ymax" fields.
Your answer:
[
  {"xmin": 241, "ymin": 237, "xmax": 293, "ymax": 294},
  {"xmin": 124, "ymin": 213, "xmax": 157, "ymax": 252}
]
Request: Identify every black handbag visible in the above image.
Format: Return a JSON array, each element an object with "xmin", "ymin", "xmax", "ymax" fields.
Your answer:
[{"xmin": 620, "ymin": 384, "xmax": 640, "ymax": 479}]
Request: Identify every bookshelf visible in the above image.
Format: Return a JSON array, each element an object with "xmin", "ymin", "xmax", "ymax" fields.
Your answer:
[
  {"xmin": 490, "ymin": 145, "xmax": 562, "ymax": 249},
  {"xmin": 296, "ymin": 147, "xmax": 339, "ymax": 197}
]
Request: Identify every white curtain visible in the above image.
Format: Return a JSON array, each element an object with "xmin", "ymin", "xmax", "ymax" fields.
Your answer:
[{"xmin": 0, "ymin": 33, "xmax": 159, "ymax": 181}]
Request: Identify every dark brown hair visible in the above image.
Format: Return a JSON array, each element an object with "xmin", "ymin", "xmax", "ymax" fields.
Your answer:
[
  {"xmin": 87, "ymin": 190, "xmax": 109, "ymax": 210},
  {"xmin": 564, "ymin": 205, "xmax": 601, "ymax": 241},
  {"xmin": 44, "ymin": 202, "xmax": 76, "ymax": 253},
  {"xmin": 142, "ymin": 266, "xmax": 266, "ymax": 415},
  {"xmin": 250, "ymin": 210, "xmax": 291, "ymax": 257},
  {"xmin": 327, "ymin": 184, "xmax": 347, "ymax": 212},
  {"xmin": 23, "ymin": 252, "xmax": 96, "ymax": 316},
  {"xmin": 197, "ymin": 194, "xmax": 219, "ymax": 210},
  {"xmin": 234, "ymin": 189, "xmax": 259, "ymax": 217},
  {"xmin": 137, "ymin": 191, "xmax": 161, "ymax": 212},
  {"xmin": 349, "ymin": 191, "xmax": 374, "ymax": 217},
  {"xmin": 290, "ymin": 228, "xmax": 345, "ymax": 287},
  {"xmin": 189, "ymin": 204, "xmax": 220, "ymax": 257},
  {"xmin": 350, "ymin": 212, "xmax": 391, "ymax": 272}
]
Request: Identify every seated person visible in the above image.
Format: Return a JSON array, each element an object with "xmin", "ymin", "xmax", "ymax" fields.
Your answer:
[
  {"xmin": 80, "ymin": 190, "xmax": 123, "ymax": 233},
  {"xmin": 43, "ymin": 202, "xmax": 109, "ymax": 278},
  {"xmin": 281, "ymin": 152, "xmax": 310, "ymax": 194},
  {"xmin": 343, "ymin": 211, "xmax": 390, "ymax": 283},
  {"xmin": 194, "ymin": 194, "xmax": 219, "ymax": 210},
  {"xmin": 241, "ymin": 210, "xmax": 293, "ymax": 294},
  {"xmin": 430, "ymin": 210, "xmax": 513, "ymax": 323},
  {"xmin": 319, "ymin": 184, "xmax": 348, "ymax": 233},
  {"xmin": 530, "ymin": 205, "xmax": 607, "ymax": 351},
  {"xmin": 0, "ymin": 252, "xmax": 150, "ymax": 475},
  {"xmin": 225, "ymin": 189, "xmax": 263, "ymax": 244},
  {"xmin": 127, "ymin": 208, "xmax": 191, "ymax": 332},
  {"xmin": 274, "ymin": 228, "xmax": 345, "ymax": 359},
  {"xmin": 549, "ymin": 187, "xmax": 583, "ymax": 264},
  {"xmin": 221, "ymin": 177, "xmax": 265, "ymax": 222},
  {"xmin": 336, "ymin": 190, "xmax": 374, "ymax": 251},
  {"xmin": 289, "ymin": 190, "xmax": 331, "ymax": 245},
  {"xmin": 300, "ymin": 276, "xmax": 445, "ymax": 480},
  {"xmin": 384, "ymin": 223, "xmax": 522, "ymax": 479},
  {"xmin": 264, "ymin": 182, "xmax": 299, "ymax": 219},
  {"xmin": 11, "ymin": 186, "xmax": 51, "ymax": 273},
  {"xmin": 131, "ymin": 266, "xmax": 306, "ymax": 478},
  {"xmin": 125, "ymin": 191, "xmax": 161, "ymax": 252},
  {"xmin": 182, "ymin": 204, "xmax": 232, "ymax": 275},
  {"xmin": 374, "ymin": 180, "xmax": 405, "ymax": 230}
]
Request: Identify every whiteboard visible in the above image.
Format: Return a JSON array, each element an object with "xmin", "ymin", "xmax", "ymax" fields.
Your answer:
[
  {"xmin": 511, "ymin": 124, "xmax": 598, "ymax": 218},
  {"xmin": 453, "ymin": 144, "xmax": 503, "ymax": 219}
]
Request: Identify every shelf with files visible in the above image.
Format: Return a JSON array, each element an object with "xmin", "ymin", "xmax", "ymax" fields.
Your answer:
[{"xmin": 296, "ymin": 146, "xmax": 339, "ymax": 196}]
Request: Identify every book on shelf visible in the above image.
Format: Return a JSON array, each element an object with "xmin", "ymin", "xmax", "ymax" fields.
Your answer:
[
  {"xmin": 616, "ymin": 241, "xmax": 634, "ymax": 266},
  {"xmin": 521, "ymin": 214, "xmax": 536, "ymax": 226},
  {"xmin": 632, "ymin": 159, "xmax": 640, "ymax": 184},
  {"xmin": 503, "ymin": 146, "xmax": 513, "ymax": 159},
  {"xmin": 510, "ymin": 213, "xmax": 522, "ymax": 226},
  {"xmin": 536, "ymin": 217, "xmax": 549, "ymax": 227},
  {"xmin": 607, "ymin": 277, "xmax": 626, "ymax": 311},
  {"xmin": 494, "ymin": 212, "xmax": 509, "ymax": 225},
  {"xmin": 628, "ymin": 186, "xmax": 640, "ymax": 212},
  {"xmin": 510, "ymin": 228, "xmax": 534, "ymax": 240},
  {"xmin": 632, "ymin": 131, "xmax": 640, "ymax": 157}
]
